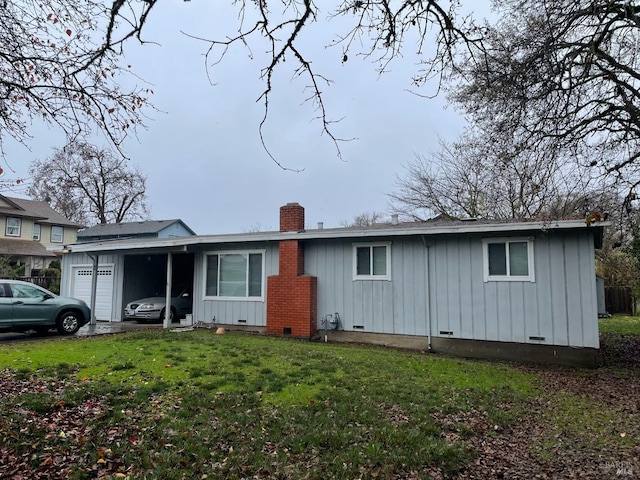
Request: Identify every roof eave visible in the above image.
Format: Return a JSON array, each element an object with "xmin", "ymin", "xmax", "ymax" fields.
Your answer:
[{"xmin": 60, "ymin": 219, "xmax": 609, "ymax": 254}]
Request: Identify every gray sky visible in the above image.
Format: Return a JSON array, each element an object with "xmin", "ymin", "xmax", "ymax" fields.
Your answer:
[{"xmin": 3, "ymin": 2, "xmax": 492, "ymax": 235}]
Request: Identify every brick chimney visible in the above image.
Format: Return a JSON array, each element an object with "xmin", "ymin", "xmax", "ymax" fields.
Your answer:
[{"xmin": 266, "ymin": 203, "xmax": 318, "ymax": 338}]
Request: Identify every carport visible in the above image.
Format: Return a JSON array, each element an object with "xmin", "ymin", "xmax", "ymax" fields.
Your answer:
[{"xmin": 60, "ymin": 238, "xmax": 195, "ymax": 328}]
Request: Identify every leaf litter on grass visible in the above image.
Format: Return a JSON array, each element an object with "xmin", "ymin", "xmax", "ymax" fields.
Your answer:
[{"xmin": 0, "ymin": 330, "xmax": 638, "ymax": 479}]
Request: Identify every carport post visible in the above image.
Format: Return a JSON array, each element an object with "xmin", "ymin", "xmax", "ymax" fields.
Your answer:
[
  {"xmin": 88, "ymin": 253, "xmax": 99, "ymax": 325},
  {"xmin": 163, "ymin": 252, "xmax": 173, "ymax": 329}
]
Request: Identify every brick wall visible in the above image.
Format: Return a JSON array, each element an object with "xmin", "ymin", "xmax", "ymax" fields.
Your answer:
[{"xmin": 266, "ymin": 203, "xmax": 318, "ymax": 337}]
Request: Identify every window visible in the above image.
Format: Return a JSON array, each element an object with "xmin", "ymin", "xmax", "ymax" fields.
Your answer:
[
  {"xmin": 51, "ymin": 226, "xmax": 64, "ymax": 243},
  {"xmin": 483, "ymin": 238, "xmax": 535, "ymax": 282},
  {"xmin": 6, "ymin": 217, "xmax": 21, "ymax": 237},
  {"xmin": 353, "ymin": 243, "xmax": 391, "ymax": 280},
  {"xmin": 204, "ymin": 250, "xmax": 264, "ymax": 299},
  {"xmin": 33, "ymin": 224, "xmax": 41, "ymax": 241}
]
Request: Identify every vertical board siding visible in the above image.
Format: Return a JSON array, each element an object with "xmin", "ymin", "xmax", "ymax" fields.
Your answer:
[
  {"xmin": 192, "ymin": 242, "xmax": 275, "ymax": 326},
  {"xmin": 429, "ymin": 231, "xmax": 598, "ymax": 348},
  {"xmin": 61, "ymin": 228, "xmax": 599, "ymax": 348},
  {"xmin": 306, "ymin": 238, "xmax": 428, "ymax": 336}
]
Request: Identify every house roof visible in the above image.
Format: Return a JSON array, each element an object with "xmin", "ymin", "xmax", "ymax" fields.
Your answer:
[
  {"xmin": 0, "ymin": 238, "xmax": 58, "ymax": 258},
  {"xmin": 60, "ymin": 217, "xmax": 609, "ymax": 254},
  {"xmin": 77, "ymin": 219, "xmax": 196, "ymax": 239},
  {"xmin": 0, "ymin": 195, "xmax": 84, "ymax": 228}
]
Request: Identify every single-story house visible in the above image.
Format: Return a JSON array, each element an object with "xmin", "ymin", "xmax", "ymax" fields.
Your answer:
[{"xmin": 59, "ymin": 203, "xmax": 607, "ymax": 366}]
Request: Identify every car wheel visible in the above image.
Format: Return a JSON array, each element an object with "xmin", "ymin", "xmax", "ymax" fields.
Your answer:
[
  {"xmin": 56, "ymin": 311, "xmax": 82, "ymax": 335},
  {"xmin": 159, "ymin": 308, "xmax": 175, "ymax": 323}
]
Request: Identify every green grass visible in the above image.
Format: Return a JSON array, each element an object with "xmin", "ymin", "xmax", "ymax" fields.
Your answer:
[
  {"xmin": 599, "ymin": 315, "xmax": 640, "ymax": 335},
  {"xmin": 1, "ymin": 329, "xmax": 637, "ymax": 479},
  {"xmin": 0, "ymin": 330, "xmax": 538, "ymax": 479}
]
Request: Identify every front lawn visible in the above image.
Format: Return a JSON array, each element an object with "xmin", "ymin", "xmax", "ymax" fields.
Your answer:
[{"xmin": 0, "ymin": 329, "xmax": 638, "ymax": 479}]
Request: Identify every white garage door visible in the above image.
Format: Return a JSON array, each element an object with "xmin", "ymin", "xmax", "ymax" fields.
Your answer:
[{"xmin": 72, "ymin": 266, "xmax": 114, "ymax": 321}]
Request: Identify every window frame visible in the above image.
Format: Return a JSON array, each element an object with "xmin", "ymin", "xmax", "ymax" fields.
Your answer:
[
  {"xmin": 352, "ymin": 242, "xmax": 392, "ymax": 281},
  {"xmin": 482, "ymin": 237, "xmax": 535, "ymax": 282},
  {"xmin": 6, "ymin": 217, "xmax": 21, "ymax": 237},
  {"xmin": 50, "ymin": 226, "xmax": 64, "ymax": 243},
  {"xmin": 203, "ymin": 249, "xmax": 266, "ymax": 301},
  {"xmin": 33, "ymin": 223, "xmax": 41, "ymax": 241}
]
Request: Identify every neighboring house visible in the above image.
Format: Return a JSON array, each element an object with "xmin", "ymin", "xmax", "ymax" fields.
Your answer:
[
  {"xmin": 60, "ymin": 203, "xmax": 607, "ymax": 367},
  {"xmin": 77, "ymin": 219, "xmax": 196, "ymax": 242},
  {"xmin": 0, "ymin": 195, "xmax": 84, "ymax": 275}
]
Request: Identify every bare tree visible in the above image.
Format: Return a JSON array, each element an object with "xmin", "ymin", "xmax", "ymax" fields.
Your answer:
[
  {"xmin": 182, "ymin": 1, "xmax": 481, "ymax": 163},
  {"xmin": 340, "ymin": 211, "xmax": 387, "ymax": 227},
  {"xmin": 0, "ymin": 0, "xmax": 157, "ymax": 155},
  {"xmin": 28, "ymin": 141, "xmax": 149, "ymax": 225},
  {"xmin": 449, "ymin": 0, "xmax": 640, "ymax": 205},
  {"xmin": 389, "ymin": 133, "xmax": 598, "ymax": 221}
]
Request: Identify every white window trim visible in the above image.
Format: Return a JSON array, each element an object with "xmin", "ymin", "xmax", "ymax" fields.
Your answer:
[
  {"xmin": 51, "ymin": 225, "xmax": 64, "ymax": 243},
  {"xmin": 203, "ymin": 249, "xmax": 266, "ymax": 301},
  {"xmin": 482, "ymin": 237, "xmax": 535, "ymax": 283},
  {"xmin": 6, "ymin": 217, "xmax": 21, "ymax": 237},
  {"xmin": 352, "ymin": 242, "xmax": 392, "ymax": 281},
  {"xmin": 33, "ymin": 224, "xmax": 41, "ymax": 241}
]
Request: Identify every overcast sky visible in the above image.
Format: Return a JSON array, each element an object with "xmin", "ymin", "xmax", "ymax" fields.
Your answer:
[{"xmin": 3, "ymin": 1, "xmax": 492, "ymax": 235}]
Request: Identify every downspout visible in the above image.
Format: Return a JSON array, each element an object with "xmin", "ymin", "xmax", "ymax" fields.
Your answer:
[
  {"xmin": 421, "ymin": 235, "xmax": 432, "ymax": 351},
  {"xmin": 163, "ymin": 251, "xmax": 173, "ymax": 329},
  {"xmin": 87, "ymin": 253, "xmax": 99, "ymax": 325}
]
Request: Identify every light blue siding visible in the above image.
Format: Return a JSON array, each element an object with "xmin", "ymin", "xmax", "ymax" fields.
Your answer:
[
  {"xmin": 192, "ymin": 242, "xmax": 276, "ymax": 326},
  {"xmin": 157, "ymin": 222, "xmax": 194, "ymax": 239},
  {"xmin": 429, "ymin": 231, "xmax": 599, "ymax": 348},
  {"xmin": 306, "ymin": 230, "xmax": 598, "ymax": 348},
  {"xmin": 306, "ymin": 238, "xmax": 429, "ymax": 336}
]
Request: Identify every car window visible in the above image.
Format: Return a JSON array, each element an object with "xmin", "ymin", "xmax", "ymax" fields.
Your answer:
[
  {"xmin": 0, "ymin": 283, "xmax": 8, "ymax": 297},
  {"xmin": 11, "ymin": 283, "xmax": 46, "ymax": 299}
]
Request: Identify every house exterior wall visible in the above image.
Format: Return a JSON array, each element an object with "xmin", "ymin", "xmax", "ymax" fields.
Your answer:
[
  {"xmin": 428, "ymin": 231, "xmax": 598, "ymax": 348},
  {"xmin": 192, "ymin": 242, "xmax": 278, "ymax": 327},
  {"xmin": 304, "ymin": 229, "xmax": 598, "ymax": 349},
  {"xmin": 158, "ymin": 223, "xmax": 193, "ymax": 239},
  {"xmin": 61, "ymin": 251, "xmax": 124, "ymax": 321},
  {"xmin": 305, "ymin": 237, "xmax": 429, "ymax": 336}
]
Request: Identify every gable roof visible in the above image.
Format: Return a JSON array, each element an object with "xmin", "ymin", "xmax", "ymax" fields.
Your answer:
[
  {"xmin": 62, "ymin": 217, "xmax": 608, "ymax": 254},
  {"xmin": 77, "ymin": 219, "xmax": 196, "ymax": 239},
  {"xmin": 0, "ymin": 195, "xmax": 84, "ymax": 228}
]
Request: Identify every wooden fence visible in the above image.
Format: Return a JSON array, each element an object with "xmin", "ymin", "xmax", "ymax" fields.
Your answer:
[
  {"xmin": 2, "ymin": 276, "xmax": 61, "ymax": 293},
  {"xmin": 605, "ymin": 286, "xmax": 634, "ymax": 315}
]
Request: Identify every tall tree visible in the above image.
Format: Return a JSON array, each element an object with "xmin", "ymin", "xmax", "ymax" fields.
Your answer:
[
  {"xmin": 28, "ymin": 141, "xmax": 149, "ymax": 225},
  {"xmin": 448, "ymin": 0, "xmax": 640, "ymax": 204},
  {"xmin": 1, "ymin": 1, "xmax": 481, "ymax": 162},
  {"xmin": 389, "ymin": 133, "xmax": 599, "ymax": 221},
  {"xmin": 0, "ymin": 1, "xmax": 156, "ymax": 154}
]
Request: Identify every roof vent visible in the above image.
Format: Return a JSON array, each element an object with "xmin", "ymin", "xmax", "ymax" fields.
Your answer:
[
  {"xmin": 318, "ymin": 222, "xmax": 324, "ymax": 230},
  {"xmin": 391, "ymin": 214, "xmax": 399, "ymax": 225}
]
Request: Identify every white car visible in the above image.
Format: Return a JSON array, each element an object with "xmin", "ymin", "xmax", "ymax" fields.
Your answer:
[{"xmin": 124, "ymin": 288, "xmax": 192, "ymax": 323}]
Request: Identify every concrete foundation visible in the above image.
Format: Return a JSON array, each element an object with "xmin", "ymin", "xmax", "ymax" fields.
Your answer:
[{"xmin": 430, "ymin": 337, "xmax": 598, "ymax": 368}]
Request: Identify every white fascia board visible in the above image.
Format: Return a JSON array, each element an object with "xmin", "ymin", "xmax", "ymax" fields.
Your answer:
[{"xmin": 61, "ymin": 220, "xmax": 609, "ymax": 254}]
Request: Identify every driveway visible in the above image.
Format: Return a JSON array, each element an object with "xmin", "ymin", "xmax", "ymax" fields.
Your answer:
[{"xmin": 0, "ymin": 321, "xmax": 165, "ymax": 343}]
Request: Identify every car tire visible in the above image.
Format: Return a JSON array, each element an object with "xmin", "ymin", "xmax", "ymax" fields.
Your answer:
[
  {"xmin": 159, "ymin": 308, "xmax": 175, "ymax": 323},
  {"xmin": 56, "ymin": 311, "xmax": 82, "ymax": 335}
]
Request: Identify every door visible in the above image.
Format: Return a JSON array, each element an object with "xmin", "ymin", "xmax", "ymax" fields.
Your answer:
[
  {"xmin": 0, "ymin": 283, "xmax": 13, "ymax": 328},
  {"xmin": 8, "ymin": 282, "xmax": 54, "ymax": 328},
  {"xmin": 71, "ymin": 265, "xmax": 114, "ymax": 320}
]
